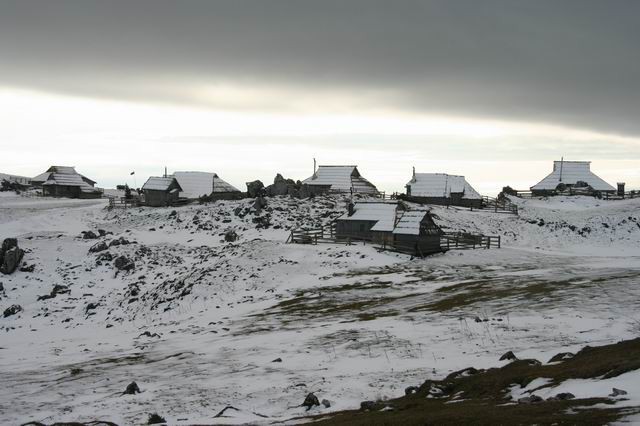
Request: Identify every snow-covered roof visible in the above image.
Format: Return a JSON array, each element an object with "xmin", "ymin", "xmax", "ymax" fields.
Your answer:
[
  {"xmin": 393, "ymin": 209, "xmax": 431, "ymax": 235},
  {"xmin": 407, "ymin": 173, "xmax": 482, "ymax": 200},
  {"xmin": 172, "ymin": 171, "xmax": 240, "ymax": 199},
  {"xmin": 32, "ymin": 166, "xmax": 96, "ymax": 186},
  {"xmin": 142, "ymin": 176, "xmax": 180, "ymax": 192},
  {"xmin": 337, "ymin": 202, "xmax": 397, "ymax": 232},
  {"xmin": 0, "ymin": 173, "xmax": 31, "ymax": 183},
  {"xmin": 302, "ymin": 165, "xmax": 378, "ymax": 194},
  {"xmin": 531, "ymin": 161, "xmax": 615, "ymax": 192}
]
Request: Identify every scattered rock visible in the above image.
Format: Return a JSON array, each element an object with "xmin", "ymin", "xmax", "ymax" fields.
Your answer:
[
  {"xmin": 85, "ymin": 302, "xmax": 99, "ymax": 313},
  {"xmin": 3, "ymin": 304, "xmax": 22, "ymax": 318},
  {"xmin": 147, "ymin": 413, "xmax": 166, "ymax": 424},
  {"xmin": 89, "ymin": 241, "xmax": 109, "ymax": 253},
  {"xmin": 0, "ymin": 238, "xmax": 24, "ymax": 275},
  {"xmin": 610, "ymin": 388, "xmax": 628, "ymax": 397},
  {"xmin": 302, "ymin": 392, "xmax": 320, "ymax": 411},
  {"xmin": 321, "ymin": 399, "xmax": 331, "ymax": 408},
  {"xmin": 499, "ymin": 351, "xmax": 517, "ymax": 361},
  {"xmin": 549, "ymin": 352, "xmax": 574, "ymax": 363},
  {"xmin": 518, "ymin": 395, "xmax": 543, "ymax": 404},
  {"xmin": 114, "ymin": 255, "xmax": 135, "ymax": 271},
  {"xmin": 81, "ymin": 230, "xmax": 99, "ymax": 239},
  {"xmin": 123, "ymin": 381, "xmax": 141, "ymax": 395},
  {"xmin": 548, "ymin": 392, "xmax": 575, "ymax": 401},
  {"xmin": 405, "ymin": 386, "xmax": 419, "ymax": 395},
  {"xmin": 38, "ymin": 284, "xmax": 70, "ymax": 301},
  {"xmin": 19, "ymin": 264, "xmax": 35, "ymax": 273},
  {"xmin": 271, "ymin": 357, "xmax": 282, "ymax": 363},
  {"xmin": 360, "ymin": 400, "xmax": 376, "ymax": 411},
  {"xmin": 109, "ymin": 237, "xmax": 131, "ymax": 247},
  {"xmin": 224, "ymin": 230, "xmax": 238, "ymax": 242}
]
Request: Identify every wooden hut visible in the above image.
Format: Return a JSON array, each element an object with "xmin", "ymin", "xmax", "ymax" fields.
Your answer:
[
  {"xmin": 172, "ymin": 171, "xmax": 242, "ymax": 201},
  {"xmin": 530, "ymin": 160, "xmax": 615, "ymax": 196},
  {"xmin": 335, "ymin": 201, "xmax": 443, "ymax": 256},
  {"xmin": 302, "ymin": 165, "xmax": 379, "ymax": 196},
  {"xmin": 142, "ymin": 176, "xmax": 182, "ymax": 207},
  {"xmin": 32, "ymin": 166, "xmax": 101, "ymax": 199},
  {"xmin": 405, "ymin": 171, "xmax": 482, "ymax": 208},
  {"xmin": 335, "ymin": 202, "xmax": 401, "ymax": 244},
  {"xmin": 392, "ymin": 209, "xmax": 443, "ymax": 256}
]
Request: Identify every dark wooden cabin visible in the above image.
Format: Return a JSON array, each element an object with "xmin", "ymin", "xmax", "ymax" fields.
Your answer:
[{"xmin": 142, "ymin": 176, "xmax": 182, "ymax": 207}]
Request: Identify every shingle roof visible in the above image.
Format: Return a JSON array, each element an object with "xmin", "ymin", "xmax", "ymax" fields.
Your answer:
[
  {"xmin": 32, "ymin": 166, "xmax": 96, "ymax": 186},
  {"xmin": 393, "ymin": 209, "xmax": 431, "ymax": 235},
  {"xmin": 531, "ymin": 161, "xmax": 615, "ymax": 192},
  {"xmin": 407, "ymin": 173, "xmax": 481, "ymax": 200},
  {"xmin": 172, "ymin": 171, "xmax": 240, "ymax": 199},
  {"xmin": 302, "ymin": 165, "xmax": 378, "ymax": 194},
  {"xmin": 337, "ymin": 202, "xmax": 397, "ymax": 231},
  {"xmin": 142, "ymin": 176, "xmax": 180, "ymax": 192}
]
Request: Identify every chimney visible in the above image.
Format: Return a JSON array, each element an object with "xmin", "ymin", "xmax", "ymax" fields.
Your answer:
[
  {"xmin": 347, "ymin": 201, "xmax": 355, "ymax": 216},
  {"xmin": 412, "ymin": 166, "xmax": 416, "ymax": 180},
  {"xmin": 313, "ymin": 158, "xmax": 317, "ymax": 178},
  {"xmin": 618, "ymin": 182, "xmax": 625, "ymax": 197}
]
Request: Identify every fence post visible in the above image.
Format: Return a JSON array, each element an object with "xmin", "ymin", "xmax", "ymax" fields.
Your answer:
[{"xmin": 498, "ymin": 236, "xmax": 501, "ymax": 248}]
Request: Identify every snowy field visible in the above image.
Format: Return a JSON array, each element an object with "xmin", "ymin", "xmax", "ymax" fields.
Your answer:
[{"xmin": 1, "ymin": 193, "xmax": 640, "ymax": 424}]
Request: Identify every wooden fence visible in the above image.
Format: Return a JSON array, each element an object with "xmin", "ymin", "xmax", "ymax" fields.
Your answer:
[{"xmin": 440, "ymin": 232, "xmax": 501, "ymax": 250}]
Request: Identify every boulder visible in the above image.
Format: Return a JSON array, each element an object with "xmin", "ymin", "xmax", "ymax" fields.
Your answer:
[
  {"xmin": 518, "ymin": 395, "xmax": 543, "ymax": 404},
  {"xmin": 123, "ymin": 381, "xmax": 141, "ymax": 395},
  {"xmin": 3, "ymin": 304, "xmax": 22, "ymax": 318},
  {"xmin": 499, "ymin": 351, "xmax": 517, "ymax": 361},
  {"xmin": 321, "ymin": 399, "xmax": 331, "ymax": 408},
  {"xmin": 81, "ymin": 230, "xmax": 99, "ymax": 239},
  {"xmin": 548, "ymin": 352, "xmax": 574, "ymax": 363},
  {"xmin": 610, "ymin": 388, "xmax": 628, "ymax": 397},
  {"xmin": 302, "ymin": 392, "xmax": 320, "ymax": 411},
  {"xmin": 89, "ymin": 241, "xmax": 109, "ymax": 253},
  {"xmin": 1, "ymin": 247, "xmax": 24, "ymax": 275},
  {"xmin": 360, "ymin": 400, "xmax": 376, "ymax": 411},
  {"xmin": 246, "ymin": 180, "xmax": 265, "ymax": 198},
  {"xmin": 224, "ymin": 230, "xmax": 238, "ymax": 242},
  {"xmin": 114, "ymin": 256, "xmax": 135, "ymax": 271}
]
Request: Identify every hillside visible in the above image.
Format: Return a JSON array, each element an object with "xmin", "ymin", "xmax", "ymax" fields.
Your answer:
[{"xmin": 1, "ymin": 194, "xmax": 640, "ymax": 424}]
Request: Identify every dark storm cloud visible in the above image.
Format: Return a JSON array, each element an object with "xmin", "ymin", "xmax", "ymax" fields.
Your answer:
[{"xmin": 1, "ymin": 0, "xmax": 639, "ymax": 135}]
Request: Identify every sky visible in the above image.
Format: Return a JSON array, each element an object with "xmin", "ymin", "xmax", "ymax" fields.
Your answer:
[{"xmin": 1, "ymin": 0, "xmax": 639, "ymax": 195}]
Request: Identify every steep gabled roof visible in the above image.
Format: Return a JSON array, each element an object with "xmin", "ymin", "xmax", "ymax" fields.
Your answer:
[
  {"xmin": 302, "ymin": 165, "xmax": 378, "ymax": 194},
  {"xmin": 531, "ymin": 161, "xmax": 615, "ymax": 191},
  {"xmin": 32, "ymin": 166, "xmax": 96, "ymax": 186},
  {"xmin": 142, "ymin": 176, "xmax": 182, "ymax": 192},
  {"xmin": 337, "ymin": 202, "xmax": 398, "ymax": 232},
  {"xmin": 172, "ymin": 171, "xmax": 240, "ymax": 199},
  {"xmin": 407, "ymin": 173, "xmax": 481, "ymax": 200}
]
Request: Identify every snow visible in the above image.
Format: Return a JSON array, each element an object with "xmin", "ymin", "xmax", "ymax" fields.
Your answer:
[{"xmin": 1, "ymin": 193, "xmax": 640, "ymax": 424}]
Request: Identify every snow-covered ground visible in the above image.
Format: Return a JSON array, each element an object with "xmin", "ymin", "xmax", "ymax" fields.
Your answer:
[{"xmin": 1, "ymin": 193, "xmax": 640, "ymax": 424}]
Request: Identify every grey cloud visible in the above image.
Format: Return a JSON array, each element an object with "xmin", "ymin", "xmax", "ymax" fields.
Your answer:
[{"xmin": 1, "ymin": 0, "xmax": 639, "ymax": 134}]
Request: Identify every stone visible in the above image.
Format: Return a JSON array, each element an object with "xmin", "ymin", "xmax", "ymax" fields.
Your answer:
[
  {"xmin": 610, "ymin": 388, "xmax": 628, "ymax": 397},
  {"xmin": 405, "ymin": 386, "xmax": 419, "ymax": 395},
  {"xmin": 114, "ymin": 256, "xmax": 135, "ymax": 271},
  {"xmin": 321, "ymin": 399, "xmax": 331, "ymax": 408},
  {"xmin": 224, "ymin": 230, "xmax": 238, "ymax": 242},
  {"xmin": 123, "ymin": 381, "xmax": 141, "ymax": 395},
  {"xmin": 147, "ymin": 413, "xmax": 166, "ymax": 424},
  {"xmin": 89, "ymin": 241, "xmax": 109, "ymax": 253},
  {"xmin": 360, "ymin": 400, "xmax": 376, "ymax": 411},
  {"xmin": 302, "ymin": 392, "xmax": 320, "ymax": 411},
  {"xmin": 3, "ymin": 304, "xmax": 22, "ymax": 318},
  {"xmin": 81, "ymin": 230, "xmax": 99, "ymax": 239},
  {"xmin": 549, "ymin": 392, "xmax": 575, "ymax": 401},
  {"xmin": 1, "ymin": 247, "xmax": 24, "ymax": 275},
  {"xmin": 271, "ymin": 357, "xmax": 282, "ymax": 363},
  {"xmin": 499, "ymin": 351, "xmax": 517, "ymax": 361},
  {"xmin": 518, "ymin": 395, "xmax": 543, "ymax": 404},
  {"xmin": 246, "ymin": 180, "xmax": 265, "ymax": 198},
  {"xmin": 549, "ymin": 352, "xmax": 574, "ymax": 363}
]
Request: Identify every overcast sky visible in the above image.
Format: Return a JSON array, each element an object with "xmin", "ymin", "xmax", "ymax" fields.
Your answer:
[{"xmin": 1, "ymin": 0, "xmax": 639, "ymax": 193}]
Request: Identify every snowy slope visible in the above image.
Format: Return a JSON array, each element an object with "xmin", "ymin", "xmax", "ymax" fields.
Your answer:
[{"xmin": 1, "ymin": 194, "xmax": 640, "ymax": 424}]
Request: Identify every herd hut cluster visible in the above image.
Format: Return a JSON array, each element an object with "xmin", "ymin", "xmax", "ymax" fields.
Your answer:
[{"xmin": 0, "ymin": 159, "xmax": 633, "ymax": 208}]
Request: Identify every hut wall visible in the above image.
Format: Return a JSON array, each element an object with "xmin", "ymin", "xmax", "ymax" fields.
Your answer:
[
  {"xmin": 336, "ymin": 220, "xmax": 377, "ymax": 241},
  {"xmin": 144, "ymin": 190, "xmax": 169, "ymax": 207},
  {"xmin": 393, "ymin": 234, "xmax": 442, "ymax": 255},
  {"xmin": 211, "ymin": 192, "xmax": 244, "ymax": 201},
  {"xmin": 44, "ymin": 185, "xmax": 81, "ymax": 198},
  {"xmin": 304, "ymin": 184, "xmax": 332, "ymax": 196}
]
